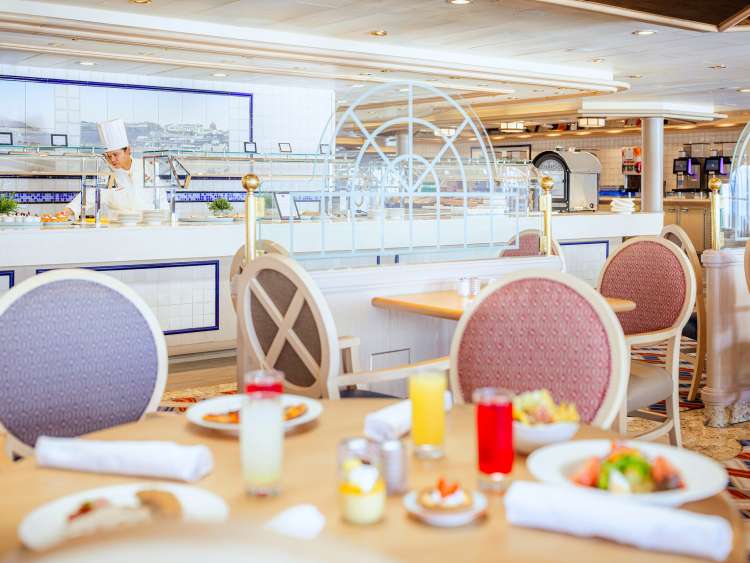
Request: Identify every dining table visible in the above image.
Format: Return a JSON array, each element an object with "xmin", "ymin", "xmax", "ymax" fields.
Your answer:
[
  {"xmin": 0, "ymin": 399, "xmax": 743, "ymax": 562},
  {"xmin": 371, "ymin": 290, "xmax": 636, "ymax": 321}
]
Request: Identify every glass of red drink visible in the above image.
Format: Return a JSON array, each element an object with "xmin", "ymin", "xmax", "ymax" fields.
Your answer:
[
  {"xmin": 244, "ymin": 370, "xmax": 284, "ymax": 394},
  {"xmin": 473, "ymin": 387, "xmax": 514, "ymax": 492}
]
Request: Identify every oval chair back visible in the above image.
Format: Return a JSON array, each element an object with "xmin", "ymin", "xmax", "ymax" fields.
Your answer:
[
  {"xmin": 449, "ymin": 270, "xmax": 628, "ymax": 428},
  {"xmin": 230, "ymin": 241, "xmax": 290, "ymax": 311},
  {"xmin": 235, "ymin": 254, "xmax": 339, "ymax": 398},
  {"xmin": 0, "ymin": 269, "xmax": 167, "ymax": 457},
  {"xmin": 597, "ymin": 236, "xmax": 696, "ymax": 339}
]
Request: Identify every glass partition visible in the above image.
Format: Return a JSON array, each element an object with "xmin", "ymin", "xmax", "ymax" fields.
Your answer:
[{"xmin": 726, "ymin": 122, "xmax": 750, "ymax": 245}]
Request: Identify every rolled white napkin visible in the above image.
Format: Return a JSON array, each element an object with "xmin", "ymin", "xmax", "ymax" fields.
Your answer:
[
  {"xmin": 364, "ymin": 390, "xmax": 453, "ymax": 442},
  {"xmin": 505, "ymin": 481, "xmax": 733, "ymax": 561},
  {"xmin": 264, "ymin": 504, "xmax": 326, "ymax": 540},
  {"xmin": 35, "ymin": 437, "xmax": 213, "ymax": 482}
]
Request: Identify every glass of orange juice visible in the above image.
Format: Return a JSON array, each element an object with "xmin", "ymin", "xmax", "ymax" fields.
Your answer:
[{"xmin": 409, "ymin": 371, "xmax": 446, "ymax": 459}]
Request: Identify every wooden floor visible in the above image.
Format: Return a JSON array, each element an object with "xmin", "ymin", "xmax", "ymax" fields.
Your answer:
[{"xmin": 166, "ymin": 356, "xmax": 236, "ymax": 392}]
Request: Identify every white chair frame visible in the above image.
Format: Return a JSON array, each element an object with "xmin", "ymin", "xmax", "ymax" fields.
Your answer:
[
  {"xmin": 660, "ymin": 224, "xmax": 705, "ymax": 401},
  {"xmin": 447, "ymin": 269, "xmax": 629, "ymax": 429},
  {"xmin": 0, "ymin": 269, "xmax": 168, "ymax": 458},
  {"xmin": 499, "ymin": 229, "xmax": 566, "ymax": 271},
  {"xmin": 233, "ymin": 251, "xmax": 362, "ymax": 394},
  {"xmin": 235, "ymin": 254, "xmax": 339, "ymax": 398},
  {"xmin": 745, "ymin": 239, "xmax": 750, "ymax": 294},
  {"xmin": 596, "ymin": 236, "xmax": 697, "ymax": 446}
]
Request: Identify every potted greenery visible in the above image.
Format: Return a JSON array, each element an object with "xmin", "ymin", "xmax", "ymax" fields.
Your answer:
[
  {"xmin": 207, "ymin": 197, "xmax": 232, "ymax": 217},
  {"xmin": 0, "ymin": 193, "xmax": 18, "ymax": 216}
]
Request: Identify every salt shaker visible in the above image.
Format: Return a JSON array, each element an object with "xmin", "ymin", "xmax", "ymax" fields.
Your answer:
[{"xmin": 380, "ymin": 439, "xmax": 408, "ymax": 495}]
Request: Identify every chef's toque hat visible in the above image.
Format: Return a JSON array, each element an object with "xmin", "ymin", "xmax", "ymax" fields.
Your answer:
[{"xmin": 97, "ymin": 118, "xmax": 129, "ymax": 152}]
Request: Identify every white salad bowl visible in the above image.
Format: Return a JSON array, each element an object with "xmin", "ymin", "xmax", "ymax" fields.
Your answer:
[{"xmin": 513, "ymin": 421, "xmax": 579, "ymax": 454}]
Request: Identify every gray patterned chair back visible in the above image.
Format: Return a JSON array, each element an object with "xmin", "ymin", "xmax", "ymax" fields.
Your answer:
[
  {"xmin": 230, "ymin": 241, "xmax": 290, "ymax": 311},
  {"xmin": 0, "ymin": 269, "xmax": 167, "ymax": 456},
  {"xmin": 235, "ymin": 254, "xmax": 338, "ymax": 398}
]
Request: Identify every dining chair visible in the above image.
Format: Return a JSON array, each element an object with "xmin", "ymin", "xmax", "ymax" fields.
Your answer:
[
  {"xmin": 448, "ymin": 270, "xmax": 628, "ymax": 429},
  {"xmin": 597, "ymin": 236, "xmax": 696, "ymax": 446},
  {"xmin": 498, "ymin": 229, "xmax": 565, "ymax": 270},
  {"xmin": 0, "ymin": 269, "xmax": 167, "ymax": 458},
  {"xmin": 660, "ymin": 224, "xmax": 705, "ymax": 401},
  {"xmin": 235, "ymin": 253, "xmax": 397, "ymax": 399},
  {"xmin": 745, "ymin": 239, "xmax": 750, "ymax": 293},
  {"xmin": 230, "ymin": 241, "xmax": 290, "ymax": 310}
]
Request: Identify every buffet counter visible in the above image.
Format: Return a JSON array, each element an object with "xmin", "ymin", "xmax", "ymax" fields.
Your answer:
[{"xmin": 0, "ymin": 211, "xmax": 663, "ymax": 358}]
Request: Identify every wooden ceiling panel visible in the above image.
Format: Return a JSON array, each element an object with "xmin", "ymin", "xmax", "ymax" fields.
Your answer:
[{"xmin": 567, "ymin": 0, "xmax": 750, "ymax": 27}]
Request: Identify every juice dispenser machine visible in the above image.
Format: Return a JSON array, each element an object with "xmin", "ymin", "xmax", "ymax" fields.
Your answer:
[{"xmin": 672, "ymin": 149, "xmax": 702, "ymax": 192}]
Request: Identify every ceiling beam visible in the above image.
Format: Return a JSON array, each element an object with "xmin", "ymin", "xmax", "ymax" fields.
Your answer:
[
  {"xmin": 530, "ymin": 0, "xmax": 718, "ymax": 32},
  {"xmin": 718, "ymin": 5, "xmax": 750, "ymax": 31}
]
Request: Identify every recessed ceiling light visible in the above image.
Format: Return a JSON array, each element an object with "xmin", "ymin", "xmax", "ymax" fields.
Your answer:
[
  {"xmin": 532, "ymin": 89, "xmax": 545, "ymax": 93},
  {"xmin": 717, "ymin": 122, "xmax": 735, "ymax": 127},
  {"xmin": 212, "ymin": 72, "xmax": 228, "ymax": 77},
  {"xmin": 737, "ymin": 88, "xmax": 750, "ymax": 93},
  {"xmin": 477, "ymin": 83, "xmax": 489, "ymax": 87},
  {"xmin": 547, "ymin": 133, "xmax": 561, "ymax": 137},
  {"xmin": 369, "ymin": 30, "xmax": 388, "ymax": 37},
  {"xmin": 78, "ymin": 61, "xmax": 95, "ymax": 66},
  {"xmin": 351, "ymin": 84, "xmax": 364, "ymax": 88},
  {"xmin": 129, "ymin": 0, "xmax": 152, "ymax": 3},
  {"xmin": 47, "ymin": 42, "xmax": 62, "ymax": 47},
  {"xmin": 632, "ymin": 29, "xmax": 656, "ymax": 36},
  {"xmin": 628, "ymin": 74, "xmax": 643, "ymax": 79},
  {"xmin": 399, "ymin": 88, "xmax": 409, "ymax": 92},
  {"xmin": 426, "ymin": 78, "xmax": 439, "ymax": 82},
  {"xmin": 359, "ymin": 72, "xmax": 373, "ymax": 76},
  {"xmin": 591, "ymin": 58, "xmax": 604, "ymax": 63},
  {"xmin": 379, "ymin": 69, "xmax": 390, "ymax": 73},
  {"xmin": 447, "ymin": 0, "xmax": 472, "ymax": 4},
  {"xmin": 448, "ymin": 76, "xmax": 461, "ymax": 80},
  {"xmin": 709, "ymin": 64, "xmax": 727, "ymax": 70}
]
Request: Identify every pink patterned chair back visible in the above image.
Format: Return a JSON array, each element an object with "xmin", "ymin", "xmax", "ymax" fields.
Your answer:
[
  {"xmin": 449, "ymin": 271, "xmax": 628, "ymax": 427},
  {"xmin": 499, "ymin": 229, "xmax": 561, "ymax": 258},
  {"xmin": 598, "ymin": 237, "xmax": 695, "ymax": 336}
]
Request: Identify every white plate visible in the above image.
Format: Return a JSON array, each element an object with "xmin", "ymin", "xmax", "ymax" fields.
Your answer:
[
  {"xmin": 526, "ymin": 439, "xmax": 728, "ymax": 507},
  {"xmin": 18, "ymin": 482, "xmax": 229, "ymax": 551},
  {"xmin": 513, "ymin": 421, "xmax": 579, "ymax": 454},
  {"xmin": 179, "ymin": 216, "xmax": 234, "ymax": 223},
  {"xmin": 186, "ymin": 393, "xmax": 322, "ymax": 435},
  {"xmin": 403, "ymin": 491, "xmax": 487, "ymax": 527}
]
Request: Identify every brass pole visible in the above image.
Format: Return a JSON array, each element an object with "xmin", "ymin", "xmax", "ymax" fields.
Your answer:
[
  {"xmin": 241, "ymin": 173, "xmax": 261, "ymax": 264},
  {"xmin": 709, "ymin": 177, "xmax": 722, "ymax": 251},
  {"xmin": 540, "ymin": 176, "xmax": 554, "ymax": 256}
]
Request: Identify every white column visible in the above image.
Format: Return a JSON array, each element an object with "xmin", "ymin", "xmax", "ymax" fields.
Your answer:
[{"xmin": 641, "ymin": 117, "xmax": 664, "ymax": 213}]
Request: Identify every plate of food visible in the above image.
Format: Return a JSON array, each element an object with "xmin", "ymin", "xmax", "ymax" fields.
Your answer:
[
  {"xmin": 186, "ymin": 393, "xmax": 322, "ymax": 434},
  {"xmin": 18, "ymin": 483, "xmax": 228, "ymax": 551},
  {"xmin": 512, "ymin": 389, "xmax": 580, "ymax": 454},
  {"xmin": 527, "ymin": 440, "xmax": 727, "ymax": 506},
  {"xmin": 403, "ymin": 478, "xmax": 487, "ymax": 527}
]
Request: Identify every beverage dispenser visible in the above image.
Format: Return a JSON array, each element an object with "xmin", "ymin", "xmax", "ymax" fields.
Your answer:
[{"xmin": 673, "ymin": 149, "xmax": 702, "ymax": 192}]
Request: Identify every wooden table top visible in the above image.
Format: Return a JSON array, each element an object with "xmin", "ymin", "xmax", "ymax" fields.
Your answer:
[
  {"xmin": 0, "ymin": 400, "xmax": 742, "ymax": 562},
  {"xmin": 372, "ymin": 290, "xmax": 636, "ymax": 321}
]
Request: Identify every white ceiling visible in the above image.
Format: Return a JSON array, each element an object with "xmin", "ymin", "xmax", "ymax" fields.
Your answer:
[{"xmin": 2, "ymin": 0, "xmax": 750, "ymax": 112}]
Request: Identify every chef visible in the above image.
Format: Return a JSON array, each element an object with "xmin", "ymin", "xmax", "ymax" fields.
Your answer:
[{"xmin": 63, "ymin": 118, "xmax": 158, "ymax": 218}]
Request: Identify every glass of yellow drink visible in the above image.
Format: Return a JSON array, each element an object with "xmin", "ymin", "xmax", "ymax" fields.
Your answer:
[{"xmin": 409, "ymin": 371, "xmax": 446, "ymax": 459}]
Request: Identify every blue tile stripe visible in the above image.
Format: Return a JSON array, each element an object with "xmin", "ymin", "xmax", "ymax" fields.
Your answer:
[
  {"xmin": 0, "ymin": 270, "xmax": 14, "ymax": 290},
  {"xmin": 36, "ymin": 260, "xmax": 220, "ymax": 336},
  {"xmin": 2, "ymin": 191, "xmax": 247, "ymax": 204}
]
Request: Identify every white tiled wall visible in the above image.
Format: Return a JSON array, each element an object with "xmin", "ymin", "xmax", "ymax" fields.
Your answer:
[
  {"xmin": 100, "ymin": 263, "xmax": 217, "ymax": 333},
  {"xmin": 0, "ymin": 273, "xmax": 11, "ymax": 297},
  {"xmin": 498, "ymin": 129, "xmax": 741, "ymax": 190},
  {"xmin": 559, "ymin": 241, "xmax": 610, "ymax": 286}
]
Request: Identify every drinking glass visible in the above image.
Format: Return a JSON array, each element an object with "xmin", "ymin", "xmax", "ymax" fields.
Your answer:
[
  {"xmin": 338, "ymin": 438, "xmax": 386, "ymax": 525},
  {"xmin": 409, "ymin": 371, "xmax": 446, "ymax": 459},
  {"xmin": 240, "ymin": 371, "xmax": 284, "ymax": 496},
  {"xmin": 473, "ymin": 387, "xmax": 514, "ymax": 491},
  {"xmin": 244, "ymin": 369, "xmax": 284, "ymax": 394}
]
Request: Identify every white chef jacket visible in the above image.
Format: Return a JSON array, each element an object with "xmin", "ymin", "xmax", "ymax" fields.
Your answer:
[{"xmin": 67, "ymin": 158, "xmax": 166, "ymax": 218}]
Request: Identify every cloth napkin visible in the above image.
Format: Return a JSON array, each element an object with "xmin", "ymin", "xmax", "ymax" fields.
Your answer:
[
  {"xmin": 505, "ymin": 481, "xmax": 733, "ymax": 561},
  {"xmin": 264, "ymin": 504, "xmax": 326, "ymax": 540},
  {"xmin": 364, "ymin": 390, "xmax": 453, "ymax": 442},
  {"xmin": 35, "ymin": 437, "xmax": 214, "ymax": 482}
]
